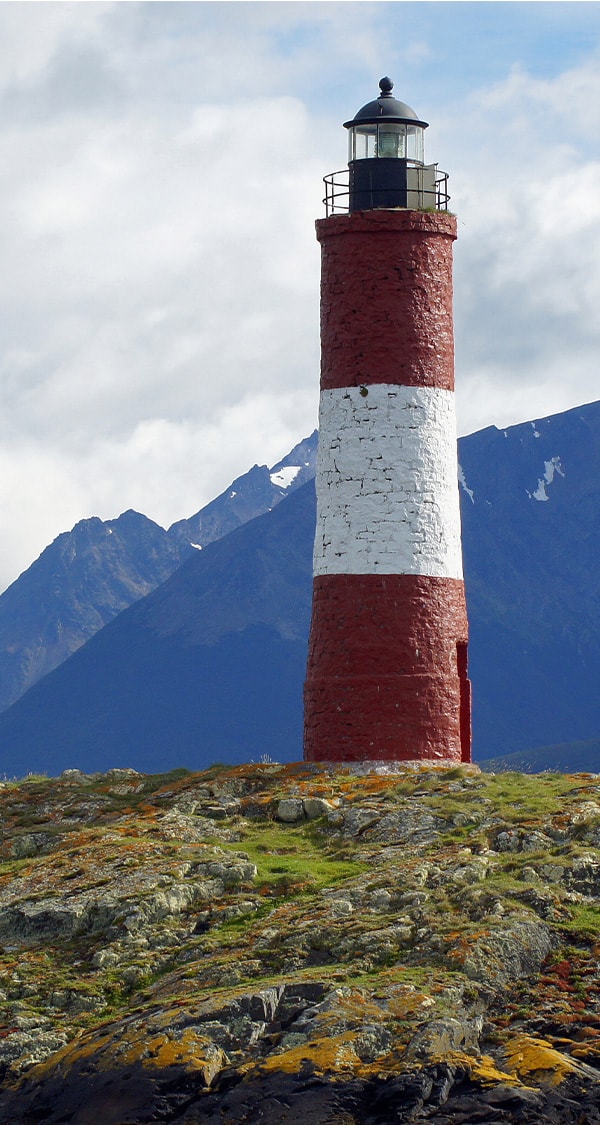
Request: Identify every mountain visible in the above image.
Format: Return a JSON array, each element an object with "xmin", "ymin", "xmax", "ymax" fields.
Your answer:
[
  {"xmin": 0, "ymin": 403, "xmax": 600, "ymax": 776},
  {"xmin": 0, "ymin": 511, "xmax": 181, "ymax": 714},
  {"xmin": 459, "ymin": 400, "xmax": 600, "ymax": 764},
  {"xmin": 167, "ymin": 431, "xmax": 317, "ymax": 555},
  {"xmin": 479, "ymin": 739, "xmax": 600, "ymax": 774},
  {"xmin": 0, "ymin": 432, "xmax": 317, "ymax": 714},
  {"xmin": 0, "ymin": 483, "xmax": 315, "ymax": 777}
]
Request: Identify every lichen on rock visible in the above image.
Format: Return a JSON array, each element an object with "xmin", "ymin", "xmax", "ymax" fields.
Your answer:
[{"xmin": 0, "ymin": 763, "xmax": 599, "ymax": 1122}]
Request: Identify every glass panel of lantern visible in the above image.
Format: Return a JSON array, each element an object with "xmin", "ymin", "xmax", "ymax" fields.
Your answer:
[
  {"xmin": 405, "ymin": 125, "xmax": 425, "ymax": 164},
  {"xmin": 348, "ymin": 124, "xmax": 377, "ymax": 162}
]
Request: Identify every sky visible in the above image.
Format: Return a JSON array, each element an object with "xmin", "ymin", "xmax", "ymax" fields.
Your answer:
[{"xmin": 1, "ymin": 1, "xmax": 600, "ymax": 592}]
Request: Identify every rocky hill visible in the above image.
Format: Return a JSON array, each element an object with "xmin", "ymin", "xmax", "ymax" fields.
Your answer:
[{"xmin": 0, "ymin": 762, "xmax": 599, "ymax": 1123}]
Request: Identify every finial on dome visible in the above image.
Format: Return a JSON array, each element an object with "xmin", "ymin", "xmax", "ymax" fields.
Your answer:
[{"xmin": 379, "ymin": 76, "xmax": 394, "ymax": 96}]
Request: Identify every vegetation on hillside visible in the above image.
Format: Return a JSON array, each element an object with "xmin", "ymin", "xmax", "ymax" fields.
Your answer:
[{"xmin": 0, "ymin": 762, "xmax": 599, "ymax": 1122}]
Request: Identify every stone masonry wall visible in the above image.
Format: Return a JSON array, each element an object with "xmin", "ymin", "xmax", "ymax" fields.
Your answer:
[{"xmin": 305, "ymin": 207, "xmax": 471, "ymax": 762}]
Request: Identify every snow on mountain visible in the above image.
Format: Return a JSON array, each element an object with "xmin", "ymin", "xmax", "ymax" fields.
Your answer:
[
  {"xmin": 166, "ymin": 431, "xmax": 317, "ymax": 555},
  {"xmin": 270, "ymin": 466, "xmax": 301, "ymax": 489}
]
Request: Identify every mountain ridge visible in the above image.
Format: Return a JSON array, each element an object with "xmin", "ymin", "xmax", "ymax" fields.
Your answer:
[
  {"xmin": 0, "ymin": 432, "xmax": 317, "ymax": 714},
  {"xmin": 1, "ymin": 403, "xmax": 600, "ymax": 774},
  {"xmin": 0, "ymin": 483, "xmax": 315, "ymax": 776}
]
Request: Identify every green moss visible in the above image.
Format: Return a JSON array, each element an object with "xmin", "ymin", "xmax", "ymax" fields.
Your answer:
[
  {"xmin": 217, "ymin": 904, "xmax": 272, "ymax": 933},
  {"xmin": 0, "ymin": 857, "xmax": 37, "ymax": 876},
  {"xmin": 481, "ymin": 771, "xmax": 578, "ymax": 817},
  {"xmin": 232, "ymin": 821, "xmax": 366, "ymax": 896},
  {"xmin": 561, "ymin": 904, "xmax": 600, "ymax": 939}
]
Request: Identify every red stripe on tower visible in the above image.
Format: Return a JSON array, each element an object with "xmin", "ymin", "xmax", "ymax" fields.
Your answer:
[{"xmin": 304, "ymin": 78, "xmax": 471, "ymax": 764}]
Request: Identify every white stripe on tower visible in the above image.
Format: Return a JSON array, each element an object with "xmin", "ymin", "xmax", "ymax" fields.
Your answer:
[{"xmin": 314, "ymin": 383, "xmax": 463, "ymax": 578}]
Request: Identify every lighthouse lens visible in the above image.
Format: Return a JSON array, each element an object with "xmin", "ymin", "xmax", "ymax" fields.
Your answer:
[{"xmin": 377, "ymin": 124, "xmax": 405, "ymax": 159}]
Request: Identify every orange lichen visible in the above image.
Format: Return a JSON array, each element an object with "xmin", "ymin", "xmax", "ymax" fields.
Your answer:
[
  {"xmin": 442, "ymin": 1050, "xmax": 519, "ymax": 1087},
  {"xmin": 140, "ymin": 1030, "xmax": 225, "ymax": 1079},
  {"xmin": 503, "ymin": 1034, "xmax": 578, "ymax": 1086},
  {"xmin": 258, "ymin": 1032, "xmax": 363, "ymax": 1077},
  {"xmin": 385, "ymin": 991, "xmax": 435, "ymax": 1018},
  {"xmin": 333, "ymin": 990, "xmax": 387, "ymax": 1022},
  {"xmin": 571, "ymin": 1042, "xmax": 600, "ymax": 1062}
]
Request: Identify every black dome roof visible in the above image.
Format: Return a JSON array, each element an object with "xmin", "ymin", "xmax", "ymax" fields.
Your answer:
[{"xmin": 343, "ymin": 77, "xmax": 428, "ymax": 130}]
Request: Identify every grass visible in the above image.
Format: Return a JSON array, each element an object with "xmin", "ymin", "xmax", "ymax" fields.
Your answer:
[
  {"xmin": 216, "ymin": 903, "xmax": 273, "ymax": 934},
  {"xmin": 0, "ymin": 857, "xmax": 37, "ymax": 877},
  {"xmin": 232, "ymin": 821, "xmax": 367, "ymax": 896},
  {"xmin": 561, "ymin": 904, "xmax": 600, "ymax": 939},
  {"xmin": 481, "ymin": 771, "xmax": 579, "ymax": 817}
]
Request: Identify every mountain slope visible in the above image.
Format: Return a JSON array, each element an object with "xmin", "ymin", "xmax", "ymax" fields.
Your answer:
[
  {"xmin": 0, "ymin": 403, "xmax": 600, "ymax": 775},
  {"xmin": 0, "ymin": 433, "xmax": 317, "ymax": 714},
  {"xmin": 167, "ymin": 431, "xmax": 317, "ymax": 555},
  {"xmin": 480, "ymin": 738, "xmax": 600, "ymax": 774},
  {"xmin": 0, "ymin": 511, "xmax": 181, "ymax": 714},
  {"xmin": 0, "ymin": 483, "xmax": 315, "ymax": 777},
  {"xmin": 459, "ymin": 399, "xmax": 600, "ymax": 761}
]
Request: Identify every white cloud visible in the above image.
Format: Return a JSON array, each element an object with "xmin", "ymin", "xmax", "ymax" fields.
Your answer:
[
  {"xmin": 0, "ymin": 2, "xmax": 112, "ymax": 88},
  {"xmin": 0, "ymin": 4, "xmax": 599, "ymax": 590},
  {"xmin": 443, "ymin": 60, "xmax": 600, "ymax": 435}
]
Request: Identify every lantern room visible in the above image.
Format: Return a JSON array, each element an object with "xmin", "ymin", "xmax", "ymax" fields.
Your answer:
[
  {"xmin": 323, "ymin": 77, "xmax": 449, "ymax": 215},
  {"xmin": 345, "ymin": 76, "xmax": 427, "ymax": 163}
]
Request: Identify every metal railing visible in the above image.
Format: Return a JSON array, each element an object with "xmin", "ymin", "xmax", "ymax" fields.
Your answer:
[{"xmin": 323, "ymin": 165, "xmax": 450, "ymax": 217}]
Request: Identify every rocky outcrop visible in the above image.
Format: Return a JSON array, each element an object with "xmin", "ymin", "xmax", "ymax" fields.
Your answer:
[{"xmin": 0, "ymin": 762, "xmax": 599, "ymax": 1122}]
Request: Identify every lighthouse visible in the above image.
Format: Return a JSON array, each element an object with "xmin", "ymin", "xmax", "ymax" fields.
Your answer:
[{"xmin": 304, "ymin": 78, "xmax": 471, "ymax": 765}]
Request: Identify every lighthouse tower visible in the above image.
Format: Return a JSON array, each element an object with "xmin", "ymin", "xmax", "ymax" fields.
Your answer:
[{"xmin": 304, "ymin": 78, "xmax": 471, "ymax": 765}]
